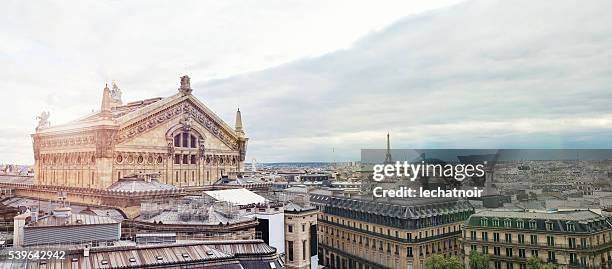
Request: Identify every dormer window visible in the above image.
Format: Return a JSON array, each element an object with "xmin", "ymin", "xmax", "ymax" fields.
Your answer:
[
  {"xmin": 546, "ymin": 221, "xmax": 554, "ymax": 231},
  {"xmin": 504, "ymin": 219, "xmax": 512, "ymax": 228},
  {"xmin": 492, "ymin": 218, "xmax": 500, "ymax": 227},
  {"xmin": 481, "ymin": 218, "xmax": 488, "ymax": 226},
  {"xmin": 516, "ymin": 220, "xmax": 524, "ymax": 229},
  {"xmin": 529, "ymin": 219, "xmax": 537, "ymax": 229},
  {"xmin": 566, "ymin": 222, "xmax": 575, "ymax": 231}
]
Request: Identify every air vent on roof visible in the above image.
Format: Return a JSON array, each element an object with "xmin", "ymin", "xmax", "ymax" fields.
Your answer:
[
  {"xmin": 182, "ymin": 253, "xmax": 190, "ymax": 258},
  {"xmin": 156, "ymin": 256, "xmax": 164, "ymax": 261},
  {"xmin": 129, "ymin": 258, "xmax": 136, "ymax": 263},
  {"xmin": 206, "ymin": 251, "xmax": 214, "ymax": 256}
]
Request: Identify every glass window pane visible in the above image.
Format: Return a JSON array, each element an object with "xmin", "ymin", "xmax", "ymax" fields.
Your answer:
[
  {"xmin": 182, "ymin": 133, "xmax": 189, "ymax": 147},
  {"xmin": 191, "ymin": 135, "xmax": 197, "ymax": 148}
]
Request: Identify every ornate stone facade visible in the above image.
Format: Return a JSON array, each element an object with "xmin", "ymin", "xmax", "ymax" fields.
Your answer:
[{"xmin": 31, "ymin": 76, "xmax": 248, "ymax": 189}]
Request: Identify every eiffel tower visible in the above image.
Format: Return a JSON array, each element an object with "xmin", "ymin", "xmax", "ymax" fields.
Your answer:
[
  {"xmin": 384, "ymin": 133, "xmax": 393, "ymax": 164},
  {"xmin": 361, "ymin": 133, "xmax": 395, "ymax": 196}
]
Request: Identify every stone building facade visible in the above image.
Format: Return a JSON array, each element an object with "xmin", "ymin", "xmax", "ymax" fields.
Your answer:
[
  {"xmin": 284, "ymin": 203, "xmax": 318, "ymax": 269},
  {"xmin": 31, "ymin": 76, "xmax": 247, "ymax": 189},
  {"xmin": 462, "ymin": 210, "xmax": 612, "ymax": 269},
  {"xmin": 311, "ymin": 195, "xmax": 474, "ymax": 269}
]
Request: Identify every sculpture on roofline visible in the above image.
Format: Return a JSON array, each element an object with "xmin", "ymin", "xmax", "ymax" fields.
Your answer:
[
  {"xmin": 179, "ymin": 75, "xmax": 192, "ymax": 95},
  {"xmin": 36, "ymin": 111, "xmax": 50, "ymax": 130}
]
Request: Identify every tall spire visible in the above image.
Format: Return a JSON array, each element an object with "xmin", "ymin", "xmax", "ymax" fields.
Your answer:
[
  {"xmin": 235, "ymin": 107, "xmax": 244, "ymax": 136},
  {"xmin": 384, "ymin": 133, "xmax": 393, "ymax": 164},
  {"xmin": 101, "ymin": 83, "xmax": 112, "ymax": 118}
]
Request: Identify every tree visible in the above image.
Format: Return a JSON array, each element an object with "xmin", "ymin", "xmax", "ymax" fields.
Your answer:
[
  {"xmin": 527, "ymin": 256, "xmax": 543, "ymax": 269},
  {"xmin": 469, "ymin": 251, "xmax": 491, "ymax": 269},
  {"xmin": 527, "ymin": 256, "xmax": 555, "ymax": 269},
  {"xmin": 425, "ymin": 254, "xmax": 463, "ymax": 269}
]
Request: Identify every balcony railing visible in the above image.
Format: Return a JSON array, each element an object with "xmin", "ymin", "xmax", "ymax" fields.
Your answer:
[
  {"xmin": 320, "ymin": 219, "xmax": 461, "ymax": 244},
  {"xmin": 462, "ymin": 237, "xmax": 612, "ymax": 253}
]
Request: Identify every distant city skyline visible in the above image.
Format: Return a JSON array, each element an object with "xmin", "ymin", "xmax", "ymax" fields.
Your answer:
[{"xmin": 2, "ymin": 0, "xmax": 612, "ymax": 164}]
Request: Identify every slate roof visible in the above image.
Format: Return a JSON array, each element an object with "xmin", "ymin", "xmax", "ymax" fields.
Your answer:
[
  {"xmin": 4, "ymin": 240, "xmax": 282, "ymax": 269},
  {"xmin": 284, "ymin": 202, "xmax": 317, "ymax": 213},
  {"xmin": 310, "ymin": 194, "xmax": 473, "ymax": 219},
  {"xmin": 27, "ymin": 213, "xmax": 118, "ymax": 227},
  {"xmin": 466, "ymin": 210, "xmax": 612, "ymax": 233}
]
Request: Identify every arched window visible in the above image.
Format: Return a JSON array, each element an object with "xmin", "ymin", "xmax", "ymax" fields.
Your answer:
[
  {"xmin": 182, "ymin": 133, "xmax": 189, "ymax": 147},
  {"xmin": 174, "ymin": 132, "xmax": 198, "ymax": 148}
]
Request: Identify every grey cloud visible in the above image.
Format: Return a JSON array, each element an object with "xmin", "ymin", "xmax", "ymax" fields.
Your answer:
[
  {"xmin": 197, "ymin": 0, "xmax": 612, "ymax": 162},
  {"xmin": 2, "ymin": 0, "xmax": 611, "ymax": 164}
]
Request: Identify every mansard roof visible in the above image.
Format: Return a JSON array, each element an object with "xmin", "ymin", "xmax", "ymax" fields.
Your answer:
[
  {"xmin": 466, "ymin": 210, "xmax": 612, "ymax": 233},
  {"xmin": 309, "ymin": 194, "xmax": 473, "ymax": 219}
]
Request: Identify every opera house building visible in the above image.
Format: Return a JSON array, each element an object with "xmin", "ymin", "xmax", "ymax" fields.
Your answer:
[{"xmin": 31, "ymin": 76, "xmax": 247, "ymax": 189}]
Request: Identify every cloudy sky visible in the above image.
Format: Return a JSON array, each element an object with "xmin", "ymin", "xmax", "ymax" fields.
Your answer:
[{"xmin": 2, "ymin": 0, "xmax": 611, "ymax": 164}]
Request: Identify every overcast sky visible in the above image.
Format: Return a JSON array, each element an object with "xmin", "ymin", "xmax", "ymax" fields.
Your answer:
[{"xmin": 2, "ymin": 0, "xmax": 612, "ymax": 164}]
